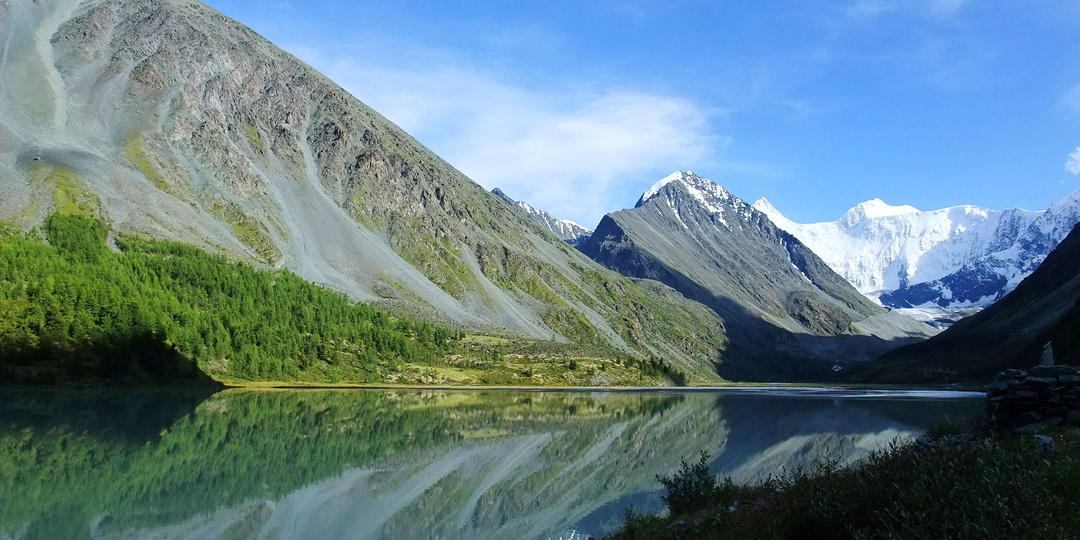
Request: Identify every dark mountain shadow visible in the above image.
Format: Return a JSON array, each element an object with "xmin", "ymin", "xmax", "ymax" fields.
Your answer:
[
  {"xmin": 2, "ymin": 329, "xmax": 223, "ymax": 388},
  {"xmin": 581, "ymin": 230, "xmax": 927, "ymax": 382},
  {"xmin": 0, "ymin": 387, "xmax": 217, "ymax": 445}
]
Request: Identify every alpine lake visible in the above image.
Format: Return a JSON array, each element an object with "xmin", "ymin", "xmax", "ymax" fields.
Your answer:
[{"xmin": 0, "ymin": 386, "xmax": 981, "ymax": 540}]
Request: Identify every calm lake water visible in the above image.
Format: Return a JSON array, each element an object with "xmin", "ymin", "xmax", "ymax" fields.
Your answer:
[{"xmin": 0, "ymin": 387, "xmax": 981, "ymax": 540}]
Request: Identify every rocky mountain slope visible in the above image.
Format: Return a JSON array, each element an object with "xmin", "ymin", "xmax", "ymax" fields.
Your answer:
[
  {"xmin": 858, "ymin": 222, "xmax": 1080, "ymax": 383},
  {"xmin": 754, "ymin": 189, "xmax": 1080, "ymax": 322},
  {"xmin": 579, "ymin": 171, "xmax": 936, "ymax": 380},
  {"xmin": 0, "ymin": 0, "xmax": 728, "ymax": 380},
  {"xmin": 491, "ymin": 188, "xmax": 592, "ymax": 246}
]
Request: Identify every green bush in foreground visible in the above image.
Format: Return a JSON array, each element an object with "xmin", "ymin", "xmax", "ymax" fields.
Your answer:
[
  {"xmin": 656, "ymin": 450, "xmax": 741, "ymax": 516},
  {"xmin": 611, "ymin": 430, "xmax": 1080, "ymax": 540}
]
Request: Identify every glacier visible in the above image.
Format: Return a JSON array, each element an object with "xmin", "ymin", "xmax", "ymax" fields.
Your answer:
[{"xmin": 753, "ymin": 188, "xmax": 1080, "ymax": 320}]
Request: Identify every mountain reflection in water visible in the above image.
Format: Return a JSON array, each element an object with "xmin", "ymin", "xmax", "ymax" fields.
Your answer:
[{"xmin": 0, "ymin": 388, "xmax": 979, "ymax": 540}]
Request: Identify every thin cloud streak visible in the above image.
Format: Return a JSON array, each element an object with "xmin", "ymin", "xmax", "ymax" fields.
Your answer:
[
  {"xmin": 1061, "ymin": 83, "xmax": 1080, "ymax": 115},
  {"xmin": 846, "ymin": 0, "xmax": 965, "ymax": 19}
]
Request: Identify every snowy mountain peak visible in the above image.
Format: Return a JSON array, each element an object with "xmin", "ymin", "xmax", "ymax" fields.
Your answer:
[
  {"xmin": 1048, "ymin": 186, "xmax": 1080, "ymax": 213},
  {"xmin": 840, "ymin": 198, "xmax": 920, "ymax": 226},
  {"xmin": 640, "ymin": 170, "xmax": 693, "ymax": 204},
  {"xmin": 758, "ymin": 188, "xmax": 1080, "ymax": 318},
  {"xmin": 637, "ymin": 170, "xmax": 737, "ymax": 209},
  {"xmin": 752, "ymin": 197, "xmax": 791, "ymax": 226},
  {"xmin": 752, "ymin": 197, "xmax": 778, "ymax": 215},
  {"xmin": 635, "ymin": 171, "xmax": 756, "ymax": 233}
]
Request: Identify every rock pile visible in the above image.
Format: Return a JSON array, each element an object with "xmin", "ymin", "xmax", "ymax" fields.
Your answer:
[{"xmin": 987, "ymin": 365, "xmax": 1080, "ymax": 433}]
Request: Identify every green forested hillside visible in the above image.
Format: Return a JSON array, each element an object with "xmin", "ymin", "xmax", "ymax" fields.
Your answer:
[{"xmin": 0, "ymin": 214, "xmax": 460, "ymax": 385}]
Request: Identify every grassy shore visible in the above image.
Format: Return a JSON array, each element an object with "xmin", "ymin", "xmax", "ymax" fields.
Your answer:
[
  {"xmin": 606, "ymin": 420, "xmax": 1080, "ymax": 540},
  {"xmin": 215, "ymin": 380, "xmax": 986, "ymax": 392}
]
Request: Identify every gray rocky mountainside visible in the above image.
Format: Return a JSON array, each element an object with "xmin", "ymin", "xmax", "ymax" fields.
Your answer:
[
  {"xmin": 578, "ymin": 171, "xmax": 937, "ymax": 380},
  {"xmin": 860, "ymin": 222, "xmax": 1080, "ymax": 383},
  {"xmin": 0, "ymin": 0, "xmax": 728, "ymax": 380},
  {"xmin": 491, "ymin": 188, "xmax": 592, "ymax": 246}
]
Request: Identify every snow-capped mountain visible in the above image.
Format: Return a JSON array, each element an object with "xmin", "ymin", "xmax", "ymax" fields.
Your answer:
[
  {"xmin": 491, "ymin": 188, "xmax": 593, "ymax": 246},
  {"xmin": 753, "ymin": 188, "xmax": 1080, "ymax": 317},
  {"xmin": 580, "ymin": 171, "xmax": 935, "ymax": 381},
  {"xmin": 870, "ymin": 220, "xmax": 1080, "ymax": 381}
]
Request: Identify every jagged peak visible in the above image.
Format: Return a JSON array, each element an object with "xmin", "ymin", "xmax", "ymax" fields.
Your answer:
[
  {"xmin": 752, "ymin": 197, "xmax": 779, "ymax": 215},
  {"xmin": 490, "ymin": 188, "xmax": 593, "ymax": 240},
  {"xmin": 492, "ymin": 187, "xmax": 535, "ymax": 213},
  {"xmin": 639, "ymin": 170, "xmax": 692, "ymax": 205},
  {"xmin": 637, "ymin": 170, "xmax": 736, "ymax": 208}
]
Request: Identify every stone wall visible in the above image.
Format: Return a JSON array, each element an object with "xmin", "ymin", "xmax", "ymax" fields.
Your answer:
[{"xmin": 987, "ymin": 365, "xmax": 1080, "ymax": 433}]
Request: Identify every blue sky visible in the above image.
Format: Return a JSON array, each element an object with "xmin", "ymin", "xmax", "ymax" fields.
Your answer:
[{"xmin": 206, "ymin": 0, "xmax": 1080, "ymax": 227}]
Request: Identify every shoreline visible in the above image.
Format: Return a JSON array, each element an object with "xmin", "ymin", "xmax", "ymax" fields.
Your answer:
[
  {"xmin": 214, "ymin": 380, "xmax": 986, "ymax": 396},
  {"xmin": 0, "ymin": 381, "xmax": 987, "ymax": 395}
]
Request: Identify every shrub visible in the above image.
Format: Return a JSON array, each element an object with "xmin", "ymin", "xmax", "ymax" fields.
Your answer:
[{"xmin": 658, "ymin": 450, "xmax": 717, "ymax": 515}]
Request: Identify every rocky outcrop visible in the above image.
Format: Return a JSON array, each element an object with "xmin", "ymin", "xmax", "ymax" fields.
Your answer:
[{"xmin": 987, "ymin": 365, "xmax": 1080, "ymax": 432}]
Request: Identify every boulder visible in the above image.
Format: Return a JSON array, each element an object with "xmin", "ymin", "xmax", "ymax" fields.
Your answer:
[{"xmin": 1014, "ymin": 417, "xmax": 1063, "ymax": 434}]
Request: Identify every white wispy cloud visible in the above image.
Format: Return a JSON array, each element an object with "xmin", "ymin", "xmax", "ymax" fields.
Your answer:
[
  {"xmin": 1067, "ymin": 147, "xmax": 1080, "ymax": 175},
  {"xmin": 847, "ymin": 0, "xmax": 897, "ymax": 18},
  {"xmin": 926, "ymin": 0, "xmax": 965, "ymax": 18},
  {"xmin": 288, "ymin": 48, "xmax": 718, "ymax": 227},
  {"xmin": 847, "ymin": 0, "xmax": 965, "ymax": 19},
  {"xmin": 1061, "ymin": 83, "xmax": 1080, "ymax": 115}
]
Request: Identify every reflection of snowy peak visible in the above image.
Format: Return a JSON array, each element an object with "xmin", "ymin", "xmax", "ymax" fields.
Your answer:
[
  {"xmin": 753, "ymin": 188, "xmax": 1080, "ymax": 314},
  {"xmin": 491, "ymin": 188, "xmax": 592, "ymax": 246}
]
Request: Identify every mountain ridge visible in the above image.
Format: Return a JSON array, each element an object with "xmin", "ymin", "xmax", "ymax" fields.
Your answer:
[
  {"xmin": 753, "ymin": 188, "xmax": 1080, "ymax": 318},
  {"xmin": 490, "ymin": 188, "xmax": 592, "ymax": 246},
  {"xmin": 580, "ymin": 171, "xmax": 936, "ymax": 381}
]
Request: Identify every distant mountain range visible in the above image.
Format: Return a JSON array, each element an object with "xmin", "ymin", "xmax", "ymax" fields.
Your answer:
[
  {"xmin": 491, "ymin": 188, "xmax": 592, "ymax": 246},
  {"xmin": 578, "ymin": 171, "xmax": 935, "ymax": 380},
  {"xmin": 754, "ymin": 189, "xmax": 1080, "ymax": 322}
]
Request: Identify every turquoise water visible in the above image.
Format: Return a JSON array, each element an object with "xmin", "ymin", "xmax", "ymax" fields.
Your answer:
[{"xmin": 0, "ymin": 387, "xmax": 981, "ymax": 540}]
